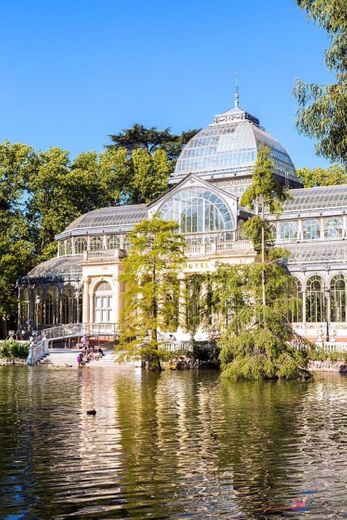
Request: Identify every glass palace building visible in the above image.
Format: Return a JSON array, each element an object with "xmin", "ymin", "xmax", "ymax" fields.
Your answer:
[{"xmin": 18, "ymin": 98, "xmax": 347, "ymax": 344}]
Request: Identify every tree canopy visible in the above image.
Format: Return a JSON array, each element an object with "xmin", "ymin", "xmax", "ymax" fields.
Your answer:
[
  {"xmin": 107, "ymin": 123, "xmax": 199, "ymax": 164},
  {"xmin": 297, "ymin": 164, "xmax": 347, "ymax": 187},
  {"xmin": 117, "ymin": 216, "xmax": 186, "ymax": 370},
  {"xmin": 294, "ymin": 0, "xmax": 347, "ymax": 166}
]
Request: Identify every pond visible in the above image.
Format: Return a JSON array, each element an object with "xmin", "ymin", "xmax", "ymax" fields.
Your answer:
[{"xmin": 0, "ymin": 366, "xmax": 346, "ymax": 519}]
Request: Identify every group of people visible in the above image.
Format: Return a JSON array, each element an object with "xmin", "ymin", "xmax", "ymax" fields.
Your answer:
[{"xmin": 77, "ymin": 335, "xmax": 105, "ymax": 367}]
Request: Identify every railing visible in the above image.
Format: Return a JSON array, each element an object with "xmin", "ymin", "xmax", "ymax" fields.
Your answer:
[
  {"xmin": 83, "ymin": 250, "xmax": 125, "ymax": 261},
  {"xmin": 27, "ymin": 338, "xmax": 48, "ymax": 366},
  {"xmin": 320, "ymin": 342, "xmax": 347, "ymax": 353},
  {"xmin": 42, "ymin": 323, "xmax": 118, "ymax": 342},
  {"xmin": 161, "ymin": 340, "xmax": 194, "ymax": 353},
  {"xmin": 185, "ymin": 240, "xmax": 253, "ymax": 257}
]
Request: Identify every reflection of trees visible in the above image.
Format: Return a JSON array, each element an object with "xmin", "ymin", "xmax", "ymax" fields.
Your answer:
[
  {"xmin": 218, "ymin": 380, "xmax": 307, "ymax": 517},
  {"xmin": 0, "ymin": 367, "xmax": 83, "ymax": 518},
  {"xmin": 115, "ymin": 372, "xmax": 307, "ymax": 519}
]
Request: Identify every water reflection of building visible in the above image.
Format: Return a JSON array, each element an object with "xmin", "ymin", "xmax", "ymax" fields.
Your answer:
[{"xmin": 18, "ymin": 93, "xmax": 347, "ymax": 343}]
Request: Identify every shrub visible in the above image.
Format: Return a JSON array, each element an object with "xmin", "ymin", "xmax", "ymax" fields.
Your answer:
[{"xmin": 0, "ymin": 340, "xmax": 30, "ymax": 360}]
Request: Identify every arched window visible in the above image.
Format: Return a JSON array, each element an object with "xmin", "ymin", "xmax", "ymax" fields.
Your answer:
[
  {"xmin": 324, "ymin": 218, "xmax": 343, "ymax": 239},
  {"xmin": 330, "ymin": 275, "xmax": 346, "ymax": 322},
  {"xmin": 65, "ymin": 239, "xmax": 72, "ymax": 255},
  {"xmin": 123, "ymin": 235, "xmax": 130, "ymax": 250},
  {"xmin": 58, "ymin": 241, "xmax": 65, "ymax": 256},
  {"xmin": 44, "ymin": 292, "xmax": 55, "ymax": 326},
  {"xmin": 72, "ymin": 291, "xmax": 82, "ymax": 323},
  {"xmin": 289, "ymin": 278, "xmax": 303, "ymax": 323},
  {"xmin": 269, "ymin": 224, "xmax": 277, "ymax": 242},
  {"xmin": 62, "ymin": 294, "xmax": 69, "ymax": 324},
  {"xmin": 90, "ymin": 236, "xmax": 103, "ymax": 251},
  {"xmin": 306, "ymin": 276, "xmax": 325, "ymax": 322},
  {"xmin": 280, "ymin": 222, "xmax": 298, "ymax": 241},
  {"xmin": 21, "ymin": 288, "xmax": 30, "ymax": 323},
  {"xmin": 159, "ymin": 187, "xmax": 235, "ymax": 235},
  {"xmin": 106, "ymin": 235, "xmax": 120, "ymax": 249},
  {"xmin": 75, "ymin": 237, "xmax": 87, "ymax": 254},
  {"xmin": 303, "ymin": 220, "xmax": 321, "ymax": 240},
  {"xmin": 94, "ymin": 281, "xmax": 113, "ymax": 323}
]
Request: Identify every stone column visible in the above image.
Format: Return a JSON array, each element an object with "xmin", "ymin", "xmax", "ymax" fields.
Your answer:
[
  {"xmin": 112, "ymin": 273, "xmax": 120, "ymax": 326},
  {"xmin": 82, "ymin": 277, "xmax": 90, "ymax": 324},
  {"xmin": 177, "ymin": 277, "xmax": 186, "ymax": 331}
]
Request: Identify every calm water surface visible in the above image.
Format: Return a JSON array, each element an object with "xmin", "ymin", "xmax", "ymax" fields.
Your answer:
[{"xmin": 0, "ymin": 367, "xmax": 346, "ymax": 519}]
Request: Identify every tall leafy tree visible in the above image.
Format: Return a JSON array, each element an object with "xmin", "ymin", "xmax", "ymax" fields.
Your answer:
[
  {"xmin": 294, "ymin": 0, "xmax": 347, "ymax": 166},
  {"xmin": 0, "ymin": 142, "xmax": 37, "ymax": 335},
  {"xmin": 240, "ymin": 146, "xmax": 288, "ymax": 311},
  {"xmin": 131, "ymin": 148, "xmax": 170, "ymax": 203},
  {"xmin": 297, "ymin": 164, "xmax": 346, "ymax": 187},
  {"xmin": 107, "ymin": 123, "xmax": 199, "ymax": 163},
  {"xmin": 118, "ymin": 216, "xmax": 186, "ymax": 370}
]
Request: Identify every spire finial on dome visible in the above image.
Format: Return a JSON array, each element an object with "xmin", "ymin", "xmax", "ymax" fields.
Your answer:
[{"xmin": 234, "ymin": 73, "xmax": 240, "ymax": 108}]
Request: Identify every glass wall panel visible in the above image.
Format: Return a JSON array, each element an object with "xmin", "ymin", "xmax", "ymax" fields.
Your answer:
[
  {"xmin": 303, "ymin": 220, "xmax": 321, "ymax": 240},
  {"xmin": 324, "ymin": 218, "xmax": 343, "ymax": 239},
  {"xmin": 159, "ymin": 187, "xmax": 234, "ymax": 237},
  {"xmin": 90, "ymin": 236, "xmax": 103, "ymax": 251},
  {"xmin": 306, "ymin": 276, "xmax": 325, "ymax": 322},
  {"xmin": 106, "ymin": 235, "xmax": 120, "ymax": 249},
  {"xmin": 330, "ymin": 275, "xmax": 346, "ymax": 322},
  {"xmin": 280, "ymin": 222, "xmax": 298, "ymax": 241},
  {"xmin": 58, "ymin": 242, "xmax": 65, "ymax": 256},
  {"xmin": 75, "ymin": 237, "xmax": 87, "ymax": 254},
  {"xmin": 65, "ymin": 239, "xmax": 72, "ymax": 255}
]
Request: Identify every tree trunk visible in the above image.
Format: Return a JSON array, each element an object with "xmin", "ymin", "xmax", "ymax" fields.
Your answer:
[{"xmin": 261, "ymin": 201, "xmax": 266, "ymax": 325}]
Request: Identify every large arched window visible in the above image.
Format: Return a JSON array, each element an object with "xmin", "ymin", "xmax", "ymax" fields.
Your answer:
[
  {"xmin": 106, "ymin": 235, "xmax": 120, "ymax": 249},
  {"xmin": 94, "ymin": 281, "xmax": 113, "ymax": 323},
  {"xmin": 58, "ymin": 241, "xmax": 65, "ymax": 256},
  {"xmin": 90, "ymin": 236, "xmax": 103, "ymax": 251},
  {"xmin": 324, "ymin": 218, "xmax": 343, "ymax": 239},
  {"xmin": 159, "ymin": 187, "xmax": 235, "ymax": 235},
  {"xmin": 289, "ymin": 278, "xmax": 303, "ymax": 323},
  {"xmin": 21, "ymin": 288, "xmax": 30, "ymax": 323},
  {"xmin": 330, "ymin": 275, "xmax": 346, "ymax": 322},
  {"xmin": 44, "ymin": 292, "xmax": 55, "ymax": 326},
  {"xmin": 65, "ymin": 239, "xmax": 72, "ymax": 255},
  {"xmin": 303, "ymin": 220, "xmax": 321, "ymax": 240},
  {"xmin": 75, "ymin": 237, "xmax": 87, "ymax": 254},
  {"xmin": 280, "ymin": 222, "xmax": 298, "ymax": 241},
  {"xmin": 306, "ymin": 276, "xmax": 325, "ymax": 322}
]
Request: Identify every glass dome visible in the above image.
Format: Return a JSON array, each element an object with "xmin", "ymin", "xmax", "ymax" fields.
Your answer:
[
  {"xmin": 159, "ymin": 187, "xmax": 235, "ymax": 234},
  {"xmin": 172, "ymin": 105, "xmax": 300, "ymax": 186}
]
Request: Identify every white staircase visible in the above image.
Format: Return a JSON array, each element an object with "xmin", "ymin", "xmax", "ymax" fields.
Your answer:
[{"xmin": 40, "ymin": 348, "xmax": 118, "ymax": 367}]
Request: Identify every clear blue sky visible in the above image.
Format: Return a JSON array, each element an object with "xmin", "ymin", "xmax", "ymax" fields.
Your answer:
[{"xmin": 0, "ymin": 0, "xmax": 332, "ymax": 168}]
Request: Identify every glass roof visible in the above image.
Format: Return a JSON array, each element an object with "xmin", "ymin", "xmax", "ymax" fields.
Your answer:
[
  {"xmin": 172, "ymin": 105, "xmax": 298, "ymax": 183},
  {"xmin": 56, "ymin": 204, "xmax": 148, "ymax": 239},
  {"xmin": 23, "ymin": 256, "xmax": 83, "ymax": 281},
  {"xmin": 283, "ymin": 185, "xmax": 347, "ymax": 213},
  {"xmin": 287, "ymin": 241, "xmax": 347, "ymax": 265}
]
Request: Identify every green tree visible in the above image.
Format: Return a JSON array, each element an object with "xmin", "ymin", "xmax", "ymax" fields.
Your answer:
[
  {"xmin": 241, "ymin": 146, "xmax": 288, "ymax": 311},
  {"xmin": 107, "ymin": 123, "xmax": 199, "ymax": 163},
  {"xmin": 118, "ymin": 216, "xmax": 186, "ymax": 370},
  {"xmin": 217, "ymin": 255, "xmax": 309, "ymax": 381},
  {"xmin": 297, "ymin": 164, "xmax": 347, "ymax": 187},
  {"xmin": 294, "ymin": 0, "xmax": 347, "ymax": 165},
  {"xmin": 27, "ymin": 147, "xmax": 78, "ymax": 260},
  {"xmin": 0, "ymin": 142, "xmax": 37, "ymax": 336},
  {"xmin": 131, "ymin": 148, "xmax": 170, "ymax": 203},
  {"xmin": 216, "ymin": 146, "xmax": 310, "ymax": 380}
]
